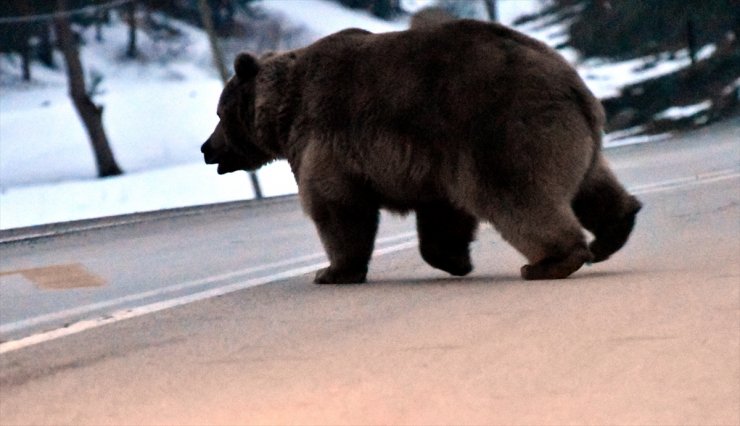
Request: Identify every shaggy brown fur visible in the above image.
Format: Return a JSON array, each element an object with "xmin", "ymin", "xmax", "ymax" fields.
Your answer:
[{"xmin": 201, "ymin": 20, "xmax": 642, "ymax": 283}]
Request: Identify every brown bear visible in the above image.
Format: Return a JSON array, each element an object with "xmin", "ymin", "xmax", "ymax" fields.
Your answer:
[{"xmin": 201, "ymin": 20, "xmax": 642, "ymax": 283}]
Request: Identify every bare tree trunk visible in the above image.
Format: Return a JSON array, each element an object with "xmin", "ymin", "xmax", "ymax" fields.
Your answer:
[
  {"xmin": 196, "ymin": 0, "xmax": 229, "ymax": 83},
  {"xmin": 38, "ymin": 23, "xmax": 56, "ymax": 68},
  {"xmin": 14, "ymin": 1, "xmax": 33, "ymax": 80},
  {"xmin": 686, "ymin": 18, "xmax": 697, "ymax": 66},
  {"xmin": 197, "ymin": 0, "xmax": 263, "ymax": 199},
  {"xmin": 483, "ymin": 0, "xmax": 497, "ymax": 22},
  {"xmin": 54, "ymin": 0, "xmax": 122, "ymax": 178},
  {"xmin": 95, "ymin": 9, "xmax": 106, "ymax": 42},
  {"xmin": 125, "ymin": 1, "xmax": 137, "ymax": 58},
  {"xmin": 19, "ymin": 36, "xmax": 31, "ymax": 81},
  {"xmin": 249, "ymin": 173, "xmax": 263, "ymax": 199}
]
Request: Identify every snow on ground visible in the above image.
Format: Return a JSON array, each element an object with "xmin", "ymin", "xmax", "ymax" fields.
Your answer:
[
  {"xmin": 1, "ymin": 79, "xmax": 222, "ymax": 187},
  {"xmin": 516, "ymin": 15, "xmax": 718, "ymax": 100},
  {"xmin": 0, "ymin": 0, "xmax": 708, "ymax": 230},
  {"xmin": 579, "ymin": 49, "xmax": 705, "ymax": 99},
  {"xmin": 0, "ymin": 0, "xmax": 391, "ymax": 230},
  {"xmin": 262, "ymin": 0, "xmax": 406, "ymax": 36},
  {"xmin": 0, "ymin": 161, "xmax": 296, "ymax": 229}
]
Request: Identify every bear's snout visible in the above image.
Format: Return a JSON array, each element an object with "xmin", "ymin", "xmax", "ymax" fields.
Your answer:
[
  {"xmin": 201, "ymin": 139, "xmax": 219, "ymax": 164},
  {"xmin": 201, "ymin": 139, "xmax": 246, "ymax": 175}
]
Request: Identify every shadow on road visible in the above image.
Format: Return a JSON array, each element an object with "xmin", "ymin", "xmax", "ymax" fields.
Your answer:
[{"xmin": 361, "ymin": 268, "xmax": 642, "ymax": 287}]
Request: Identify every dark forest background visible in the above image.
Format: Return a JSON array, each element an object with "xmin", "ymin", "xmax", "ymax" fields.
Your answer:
[{"xmin": 515, "ymin": 0, "xmax": 739, "ymax": 133}]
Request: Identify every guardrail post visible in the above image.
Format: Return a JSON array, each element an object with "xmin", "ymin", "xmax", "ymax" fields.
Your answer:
[{"xmin": 249, "ymin": 171, "xmax": 263, "ymax": 200}]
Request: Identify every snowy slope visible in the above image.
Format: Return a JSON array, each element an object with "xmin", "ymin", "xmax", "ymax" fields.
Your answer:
[
  {"xmin": 262, "ymin": 0, "xmax": 405, "ymax": 35},
  {"xmin": 1, "ymin": 0, "xmax": 398, "ymax": 229}
]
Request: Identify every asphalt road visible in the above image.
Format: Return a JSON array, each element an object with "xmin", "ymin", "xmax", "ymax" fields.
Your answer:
[{"xmin": 0, "ymin": 119, "xmax": 738, "ymax": 425}]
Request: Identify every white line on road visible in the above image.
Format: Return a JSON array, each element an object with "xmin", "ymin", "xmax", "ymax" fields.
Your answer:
[
  {"xmin": 630, "ymin": 169, "xmax": 740, "ymax": 195},
  {"xmin": 1, "ymin": 170, "xmax": 738, "ymax": 353},
  {"xmin": 0, "ymin": 231, "xmax": 417, "ymax": 336},
  {"xmin": 0, "ymin": 240, "xmax": 418, "ymax": 354}
]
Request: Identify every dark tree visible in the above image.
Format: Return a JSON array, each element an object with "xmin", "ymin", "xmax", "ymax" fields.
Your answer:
[
  {"xmin": 125, "ymin": 1, "xmax": 137, "ymax": 58},
  {"xmin": 524, "ymin": 0, "xmax": 739, "ymax": 134},
  {"xmin": 54, "ymin": 0, "xmax": 122, "ymax": 178},
  {"xmin": 17, "ymin": 25, "xmax": 32, "ymax": 81},
  {"xmin": 0, "ymin": 0, "xmax": 117, "ymax": 79},
  {"xmin": 197, "ymin": 0, "xmax": 229, "ymax": 82},
  {"xmin": 37, "ymin": 22, "xmax": 56, "ymax": 68},
  {"xmin": 483, "ymin": 0, "xmax": 497, "ymax": 22},
  {"xmin": 517, "ymin": 0, "xmax": 737, "ymax": 60},
  {"xmin": 335, "ymin": 0, "xmax": 401, "ymax": 19},
  {"xmin": 141, "ymin": 0, "xmax": 256, "ymax": 34},
  {"xmin": 0, "ymin": 2, "xmax": 35, "ymax": 80},
  {"xmin": 94, "ymin": 8, "xmax": 106, "ymax": 41}
]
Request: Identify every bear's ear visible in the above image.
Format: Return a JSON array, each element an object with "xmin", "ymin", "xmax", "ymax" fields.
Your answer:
[{"xmin": 234, "ymin": 53, "xmax": 260, "ymax": 80}]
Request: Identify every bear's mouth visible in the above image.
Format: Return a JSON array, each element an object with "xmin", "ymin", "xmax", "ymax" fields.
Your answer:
[
  {"xmin": 202, "ymin": 141, "xmax": 244, "ymax": 174},
  {"xmin": 216, "ymin": 158, "xmax": 243, "ymax": 174}
]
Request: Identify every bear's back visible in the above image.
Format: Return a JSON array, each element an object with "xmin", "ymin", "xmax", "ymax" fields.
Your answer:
[{"xmin": 291, "ymin": 20, "xmax": 591, "ymax": 142}]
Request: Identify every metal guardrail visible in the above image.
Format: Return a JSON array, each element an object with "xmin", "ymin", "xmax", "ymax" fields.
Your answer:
[{"xmin": 0, "ymin": 194, "xmax": 299, "ymax": 245}]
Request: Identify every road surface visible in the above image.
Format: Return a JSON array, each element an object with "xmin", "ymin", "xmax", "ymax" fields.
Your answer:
[{"xmin": 0, "ymin": 119, "xmax": 738, "ymax": 425}]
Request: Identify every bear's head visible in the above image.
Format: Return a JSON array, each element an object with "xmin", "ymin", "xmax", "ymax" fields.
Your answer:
[{"xmin": 201, "ymin": 53, "xmax": 276, "ymax": 174}]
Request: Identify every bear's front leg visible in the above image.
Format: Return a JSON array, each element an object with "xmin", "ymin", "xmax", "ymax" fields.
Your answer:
[{"xmin": 303, "ymin": 190, "xmax": 380, "ymax": 284}]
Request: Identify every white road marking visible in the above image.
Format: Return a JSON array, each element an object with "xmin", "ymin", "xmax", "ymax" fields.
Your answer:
[
  {"xmin": 1, "ymin": 171, "xmax": 738, "ymax": 353},
  {"xmin": 0, "ymin": 240, "xmax": 418, "ymax": 354},
  {"xmin": 0, "ymin": 231, "xmax": 416, "ymax": 335},
  {"xmin": 630, "ymin": 169, "xmax": 740, "ymax": 195}
]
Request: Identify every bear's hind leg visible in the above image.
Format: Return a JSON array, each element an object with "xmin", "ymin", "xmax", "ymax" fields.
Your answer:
[
  {"xmin": 306, "ymin": 196, "xmax": 379, "ymax": 284},
  {"xmin": 484, "ymin": 198, "xmax": 592, "ymax": 280},
  {"xmin": 416, "ymin": 202, "xmax": 478, "ymax": 276},
  {"xmin": 572, "ymin": 154, "xmax": 642, "ymax": 262}
]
